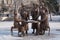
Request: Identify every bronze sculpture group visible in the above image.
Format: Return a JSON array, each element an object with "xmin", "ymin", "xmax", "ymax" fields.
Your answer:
[{"xmin": 11, "ymin": 0, "xmax": 50, "ymax": 37}]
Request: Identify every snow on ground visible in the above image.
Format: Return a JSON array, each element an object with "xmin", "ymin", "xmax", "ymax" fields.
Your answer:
[
  {"xmin": 48, "ymin": 15, "xmax": 60, "ymax": 22},
  {"xmin": 0, "ymin": 15, "xmax": 60, "ymax": 40}
]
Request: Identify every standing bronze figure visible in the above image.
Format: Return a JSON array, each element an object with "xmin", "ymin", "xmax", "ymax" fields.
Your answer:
[
  {"xmin": 31, "ymin": 3, "xmax": 39, "ymax": 35},
  {"xmin": 39, "ymin": 1, "xmax": 50, "ymax": 35},
  {"xmin": 18, "ymin": 3, "xmax": 29, "ymax": 36}
]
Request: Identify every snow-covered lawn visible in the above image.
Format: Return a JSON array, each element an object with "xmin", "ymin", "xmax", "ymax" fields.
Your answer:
[{"xmin": 0, "ymin": 15, "xmax": 60, "ymax": 40}]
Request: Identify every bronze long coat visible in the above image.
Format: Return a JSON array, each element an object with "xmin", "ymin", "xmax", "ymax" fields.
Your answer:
[{"xmin": 40, "ymin": 6, "xmax": 49, "ymax": 30}]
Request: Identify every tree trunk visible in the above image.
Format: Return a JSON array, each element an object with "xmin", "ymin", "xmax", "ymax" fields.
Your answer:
[
  {"xmin": 50, "ymin": 12, "xmax": 52, "ymax": 21},
  {"xmin": 6, "ymin": 0, "xmax": 8, "ymax": 4}
]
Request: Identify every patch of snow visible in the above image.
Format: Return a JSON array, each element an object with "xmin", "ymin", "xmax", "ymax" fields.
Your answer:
[
  {"xmin": 0, "ymin": 15, "xmax": 60, "ymax": 40},
  {"xmin": 1, "ymin": 17, "xmax": 8, "ymax": 21}
]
